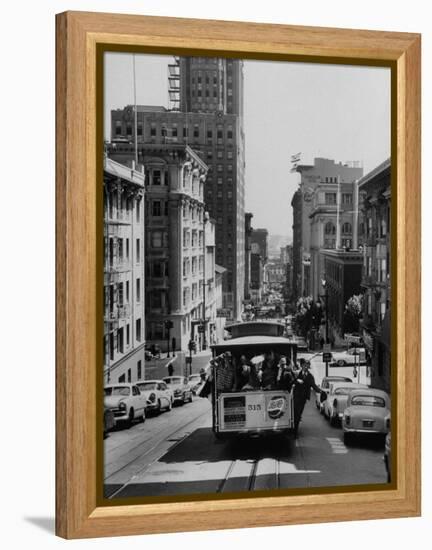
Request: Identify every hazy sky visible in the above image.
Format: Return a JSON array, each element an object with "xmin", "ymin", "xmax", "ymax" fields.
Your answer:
[{"xmin": 105, "ymin": 53, "xmax": 390, "ymax": 238}]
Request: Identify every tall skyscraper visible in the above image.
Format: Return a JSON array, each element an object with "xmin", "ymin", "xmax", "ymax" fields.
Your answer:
[
  {"xmin": 111, "ymin": 56, "xmax": 246, "ymax": 321},
  {"xmin": 178, "ymin": 56, "xmax": 246, "ymax": 320}
]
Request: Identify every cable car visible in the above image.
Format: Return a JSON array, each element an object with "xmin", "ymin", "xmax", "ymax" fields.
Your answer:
[{"xmin": 209, "ymin": 322, "xmax": 299, "ymax": 439}]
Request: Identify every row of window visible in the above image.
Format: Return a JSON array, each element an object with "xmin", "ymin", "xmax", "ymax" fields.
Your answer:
[
  {"xmin": 324, "ymin": 192, "xmax": 353, "ymax": 205},
  {"xmin": 206, "ymin": 189, "xmax": 234, "ymax": 201},
  {"xmin": 182, "ymin": 256, "xmax": 204, "ymax": 277},
  {"xmin": 365, "ymin": 216, "xmax": 388, "ymax": 238},
  {"xmin": 106, "ymin": 319, "xmax": 142, "ymax": 361},
  {"xmin": 323, "ymin": 237, "xmax": 353, "ymax": 250},
  {"xmin": 364, "ymin": 256, "xmax": 388, "ymax": 282},
  {"xmin": 207, "ymin": 163, "xmax": 234, "ymax": 172},
  {"xmin": 105, "ymin": 191, "xmax": 141, "ymax": 222},
  {"xmin": 205, "ymin": 175, "xmax": 234, "ymax": 185},
  {"xmin": 182, "ymin": 203, "xmax": 205, "ymax": 222},
  {"xmin": 105, "ymin": 279, "xmax": 143, "ymax": 311},
  {"xmin": 107, "ymin": 237, "xmax": 142, "ymax": 265},
  {"xmin": 125, "ymin": 124, "xmax": 234, "ymax": 141},
  {"xmin": 206, "ymin": 150, "xmax": 234, "ymax": 160},
  {"xmin": 182, "ymin": 230, "xmax": 204, "ymax": 248},
  {"xmin": 324, "ymin": 221, "xmax": 353, "ymax": 235},
  {"xmin": 182, "ymin": 283, "xmax": 204, "ymax": 307}
]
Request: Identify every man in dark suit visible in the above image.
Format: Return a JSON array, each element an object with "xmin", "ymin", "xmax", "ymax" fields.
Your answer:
[{"xmin": 293, "ymin": 359, "xmax": 322, "ymax": 437}]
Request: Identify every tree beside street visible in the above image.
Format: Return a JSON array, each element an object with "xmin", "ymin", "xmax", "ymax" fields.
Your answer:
[{"xmin": 344, "ymin": 294, "xmax": 364, "ymax": 333}]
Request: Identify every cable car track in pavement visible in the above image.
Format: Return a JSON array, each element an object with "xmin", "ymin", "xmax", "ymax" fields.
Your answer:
[{"xmin": 104, "ymin": 407, "xmax": 210, "ymax": 498}]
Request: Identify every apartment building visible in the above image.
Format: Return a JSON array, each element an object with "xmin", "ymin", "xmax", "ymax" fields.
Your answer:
[
  {"xmin": 359, "ymin": 158, "xmax": 391, "ymax": 392},
  {"xmin": 103, "ymin": 157, "xmax": 146, "ymax": 384}
]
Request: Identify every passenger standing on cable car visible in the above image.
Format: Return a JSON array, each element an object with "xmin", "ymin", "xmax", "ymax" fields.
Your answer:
[
  {"xmin": 277, "ymin": 357, "xmax": 296, "ymax": 392},
  {"xmin": 259, "ymin": 350, "xmax": 279, "ymax": 390}
]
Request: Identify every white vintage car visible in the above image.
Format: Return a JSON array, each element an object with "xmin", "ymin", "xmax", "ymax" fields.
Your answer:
[
  {"xmin": 104, "ymin": 383, "xmax": 146, "ymax": 427},
  {"xmin": 136, "ymin": 380, "xmax": 173, "ymax": 414},
  {"xmin": 315, "ymin": 375, "xmax": 352, "ymax": 413},
  {"xmin": 163, "ymin": 376, "xmax": 193, "ymax": 405},
  {"xmin": 323, "ymin": 381, "xmax": 368, "ymax": 426},
  {"xmin": 331, "ymin": 347, "xmax": 366, "ymax": 366},
  {"xmin": 342, "ymin": 388, "xmax": 391, "ymax": 445}
]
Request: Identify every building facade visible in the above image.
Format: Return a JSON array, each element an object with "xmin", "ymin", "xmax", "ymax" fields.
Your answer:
[
  {"xmin": 250, "ymin": 253, "xmax": 264, "ymax": 303},
  {"xmin": 244, "ymin": 212, "xmax": 254, "ymax": 302},
  {"xmin": 265, "ymin": 260, "xmax": 287, "ymax": 285},
  {"xmin": 309, "ymin": 176, "xmax": 363, "ymax": 300},
  {"xmin": 292, "ymin": 158, "xmax": 363, "ymax": 300},
  {"xmin": 359, "ymin": 159, "xmax": 391, "ymax": 392},
  {"xmin": 321, "ymin": 249, "xmax": 363, "ymax": 340},
  {"xmin": 103, "ymin": 157, "xmax": 146, "ymax": 384},
  {"xmin": 111, "ymin": 56, "xmax": 245, "ymax": 321},
  {"xmin": 107, "ymin": 143, "xmax": 209, "ymax": 353}
]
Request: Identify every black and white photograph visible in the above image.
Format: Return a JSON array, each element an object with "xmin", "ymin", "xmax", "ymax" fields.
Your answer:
[{"xmin": 102, "ymin": 52, "xmax": 392, "ymax": 500}]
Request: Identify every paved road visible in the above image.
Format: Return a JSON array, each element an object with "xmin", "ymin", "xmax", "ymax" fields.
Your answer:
[{"xmin": 104, "ymin": 389, "xmax": 387, "ymax": 499}]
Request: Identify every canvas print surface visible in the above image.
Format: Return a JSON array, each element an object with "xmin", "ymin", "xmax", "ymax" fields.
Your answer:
[{"xmin": 102, "ymin": 53, "xmax": 392, "ymax": 500}]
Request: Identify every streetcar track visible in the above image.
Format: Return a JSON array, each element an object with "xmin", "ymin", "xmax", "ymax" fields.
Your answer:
[
  {"xmin": 216, "ymin": 459, "xmax": 237, "ymax": 493},
  {"xmin": 247, "ymin": 458, "xmax": 260, "ymax": 491},
  {"xmin": 104, "ymin": 407, "xmax": 210, "ymax": 487},
  {"xmin": 107, "ymin": 428, "xmax": 193, "ymax": 499}
]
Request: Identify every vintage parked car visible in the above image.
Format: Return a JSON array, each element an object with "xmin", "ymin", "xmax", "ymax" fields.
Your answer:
[
  {"xmin": 188, "ymin": 373, "xmax": 203, "ymax": 395},
  {"xmin": 342, "ymin": 388, "xmax": 391, "ymax": 445},
  {"xmin": 323, "ymin": 381, "xmax": 369, "ymax": 426},
  {"xmin": 384, "ymin": 431, "xmax": 392, "ymax": 482},
  {"xmin": 162, "ymin": 376, "xmax": 193, "ymax": 405},
  {"xmin": 331, "ymin": 347, "xmax": 366, "ymax": 366},
  {"xmin": 104, "ymin": 383, "xmax": 146, "ymax": 427},
  {"xmin": 103, "ymin": 406, "xmax": 116, "ymax": 437},
  {"xmin": 136, "ymin": 379, "xmax": 173, "ymax": 414},
  {"xmin": 315, "ymin": 376, "xmax": 352, "ymax": 413}
]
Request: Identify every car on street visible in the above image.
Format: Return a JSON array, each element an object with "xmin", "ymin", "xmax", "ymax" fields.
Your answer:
[
  {"xmin": 323, "ymin": 381, "xmax": 369, "ymax": 425},
  {"xmin": 314, "ymin": 375, "xmax": 352, "ymax": 413},
  {"xmin": 188, "ymin": 373, "xmax": 203, "ymax": 395},
  {"xmin": 136, "ymin": 380, "xmax": 173, "ymax": 414},
  {"xmin": 342, "ymin": 388, "xmax": 391, "ymax": 445},
  {"xmin": 104, "ymin": 383, "xmax": 146, "ymax": 427},
  {"xmin": 103, "ymin": 406, "xmax": 116, "ymax": 437},
  {"xmin": 163, "ymin": 376, "xmax": 193, "ymax": 405},
  {"xmin": 331, "ymin": 347, "xmax": 366, "ymax": 366}
]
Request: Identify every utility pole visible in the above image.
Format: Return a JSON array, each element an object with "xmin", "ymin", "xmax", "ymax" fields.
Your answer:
[{"xmin": 165, "ymin": 320, "xmax": 173, "ymax": 357}]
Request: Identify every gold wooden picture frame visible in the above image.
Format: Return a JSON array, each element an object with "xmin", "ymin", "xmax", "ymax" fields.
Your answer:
[{"xmin": 56, "ymin": 11, "xmax": 421, "ymax": 539}]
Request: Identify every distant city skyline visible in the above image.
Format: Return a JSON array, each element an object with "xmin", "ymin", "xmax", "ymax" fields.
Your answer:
[{"xmin": 105, "ymin": 53, "xmax": 390, "ymax": 237}]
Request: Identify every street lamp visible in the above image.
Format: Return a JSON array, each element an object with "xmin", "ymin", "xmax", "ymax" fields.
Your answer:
[{"xmin": 164, "ymin": 319, "xmax": 173, "ymax": 357}]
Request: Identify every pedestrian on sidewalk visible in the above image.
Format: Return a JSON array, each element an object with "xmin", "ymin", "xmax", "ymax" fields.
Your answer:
[
  {"xmin": 293, "ymin": 359, "xmax": 322, "ymax": 437},
  {"xmin": 167, "ymin": 362, "xmax": 174, "ymax": 377}
]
